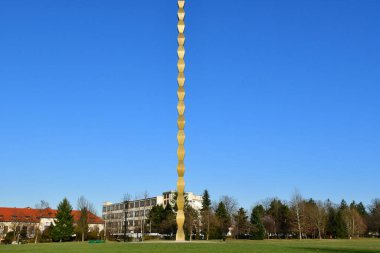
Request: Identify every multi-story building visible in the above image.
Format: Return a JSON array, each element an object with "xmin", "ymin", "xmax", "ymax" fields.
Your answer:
[
  {"xmin": 102, "ymin": 191, "xmax": 202, "ymax": 237},
  {"xmin": 0, "ymin": 207, "xmax": 104, "ymax": 241}
]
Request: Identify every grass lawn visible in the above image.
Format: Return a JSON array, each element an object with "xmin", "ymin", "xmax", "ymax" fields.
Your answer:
[{"xmin": 1, "ymin": 239, "xmax": 380, "ymax": 253}]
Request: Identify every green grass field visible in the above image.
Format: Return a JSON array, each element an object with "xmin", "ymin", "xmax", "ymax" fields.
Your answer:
[{"xmin": 1, "ymin": 239, "xmax": 380, "ymax": 253}]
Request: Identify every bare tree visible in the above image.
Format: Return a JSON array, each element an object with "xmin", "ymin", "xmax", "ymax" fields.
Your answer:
[
  {"xmin": 308, "ymin": 200, "xmax": 327, "ymax": 239},
  {"xmin": 34, "ymin": 200, "xmax": 50, "ymax": 243},
  {"xmin": 9, "ymin": 217, "xmax": 21, "ymax": 243},
  {"xmin": 342, "ymin": 205, "xmax": 367, "ymax": 238},
  {"xmin": 185, "ymin": 205, "xmax": 199, "ymax": 241},
  {"xmin": 316, "ymin": 201, "xmax": 327, "ymax": 239},
  {"xmin": 262, "ymin": 214, "xmax": 275, "ymax": 239},
  {"xmin": 291, "ymin": 190, "xmax": 303, "ymax": 240},
  {"xmin": 369, "ymin": 199, "xmax": 380, "ymax": 234},
  {"xmin": 261, "ymin": 198, "xmax": 274, "ymax": 212},
  {"xmin": 220, "ymin": 195, "xmax": 238, "ymax": 216},
  {"xmin": 77, "ymin": 196, "xmax": 96, "ymax": 242},
  {"xmin": 122, "ymin": 193, "xmax": 132, "ymax": 203}
]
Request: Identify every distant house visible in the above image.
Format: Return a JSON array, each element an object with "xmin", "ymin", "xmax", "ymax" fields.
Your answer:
[{"xmin": 0, "ymin": 207, "xmax": 104, "ymax": 240}]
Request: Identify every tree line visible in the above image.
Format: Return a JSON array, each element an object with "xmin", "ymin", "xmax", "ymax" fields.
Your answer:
[
  {"xmin": 2, "ymin": 197, "xmax": 100, "ymax": 244},
  {"xmin": 42, "ymin": 197, "xmax": 100, "ymax": 242},
  {"xmin": 148, "ymin": 190, "xmax": 380, "ymax": 240}
]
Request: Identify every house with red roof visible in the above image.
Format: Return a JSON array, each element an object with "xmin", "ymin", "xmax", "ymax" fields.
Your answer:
[{"xmin": 0, "ymin": 207, "xmax": 104, "ymax": 240}]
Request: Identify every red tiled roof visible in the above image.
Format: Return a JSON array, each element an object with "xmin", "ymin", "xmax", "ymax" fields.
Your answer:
[{"xmin": 0, "ymin": 207, "xmax": 103, "ymax": 224}]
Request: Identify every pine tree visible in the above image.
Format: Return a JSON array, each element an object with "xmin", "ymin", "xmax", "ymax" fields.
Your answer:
[
  {"xmin": 234, "ymin": 207, "xmax": 249, "ymax": 238},
  {"xmin": 148, "ymin": 205, "xmax": 165, "ymax": 233},
  {"xmin": 201, "ymin": 190, "xmax": 211, "ymax": 211},
  {"xmin": 215, "ymin": 201, "xmax": 230, "ymax": 239},
  {"xmin": 251, "ymin": 205, "xmax": 265, "ymax": 240},
  {"xmin": 52, "ymin": 198, "xmax": 74, "ymax": 242},
  {"xmin": 201, "ymin": 190, "xmax": 211, "ymax": 240},
  {"xmin": 356, "ymin": 202, "xmax": 368, "ymax": 217},
  {"xmin": 326, "ymin": 204, "xmax": 337, "ymax": 238},
  {"xmin": 161, "ymin": 203, "xmax": 176, "ymax": 236},
  {"xmin": 336, "ymin": 200, "xmax": 349, "ymax": 238}
]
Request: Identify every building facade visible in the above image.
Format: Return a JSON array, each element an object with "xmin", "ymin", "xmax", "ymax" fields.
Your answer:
[
  {"xmin": 0, "ymin": 207, "xmax": 104, "ymax": 241},
  {"xmin": 102, "ymin": 191, "xmax": 202, "ymax": 237}
]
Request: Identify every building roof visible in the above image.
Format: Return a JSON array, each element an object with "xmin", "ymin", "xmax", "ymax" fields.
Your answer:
[{"xmin": 0, "ymin": 207, "xmax": 103, "ymax": 224}]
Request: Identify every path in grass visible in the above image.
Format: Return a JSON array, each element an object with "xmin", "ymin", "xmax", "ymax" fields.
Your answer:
[{"xmin": 0, "ymin": 239, "xmax": 379, "ymax": 253}]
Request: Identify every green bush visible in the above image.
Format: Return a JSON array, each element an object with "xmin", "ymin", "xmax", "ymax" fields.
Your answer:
[
  {"xmin": 3, "ymin": 231, "xmax": 15, "ymax": 244},
  {"xmin": 87, "ymin": 231, "xmax": 99, "ymax": 240}
]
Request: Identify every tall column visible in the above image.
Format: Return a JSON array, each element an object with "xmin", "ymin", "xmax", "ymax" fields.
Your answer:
[{"xmin": 176, "ymin": 0, "xmax": 186, "ymax": 242}]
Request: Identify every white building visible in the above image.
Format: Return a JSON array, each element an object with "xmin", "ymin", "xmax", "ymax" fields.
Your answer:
[
  {"xmin": 0, "ymin": 207, "xmax": 104, "ymax": 241},
  {"xmin": 102, "ymin": 191, "xmax": 203, "ymax": 237}
]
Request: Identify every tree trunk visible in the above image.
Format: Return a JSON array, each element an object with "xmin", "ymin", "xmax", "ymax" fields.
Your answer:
[
  {"xmin": 34, "ymin": 224, "xmax": 38, "ymax": 244},
  {"xmin": 296, "ymin": 206, "xmax": 302, "ymax": 240},
  {"xmin": 206, "ymin": 212, "xmax": 210, "ymax": 240},
  {"xmin": 189, "ymin": 215, "xmax": 192, "ymax": 242}
]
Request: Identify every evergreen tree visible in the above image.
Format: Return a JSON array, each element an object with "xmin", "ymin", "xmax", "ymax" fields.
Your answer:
[
  {"xmin": 268, "ymin": 199, "xmax": 291, "ymax": 237},
  {"xmin": 356, "ymin": 202, "xmax": 368, "ymax": 217},
  {"xmin": 326, "ymin": 204, "xmax": 338, "ymax": 238},
  {"xmin": 41, "ymin": 224, "xmax": 53, "ymax": 242},
  {"xmin": 201, "ymin": 190, "xmax": 212, "ymax": 240},
  {"xmin": 336, "ymin": 200, "xmax": 349, "ymax": 238},
  {"xmin": 148, "ymin": 205, "xmax": 165, "ymax": 233},
  {"xmin": 201, "ymin": 190, "xmax": 211, "ymax": 211},
  {"xmin": 52, "ymin": 198, "xmax": 74, "ymax": 242},
  {"xmin": 251, "ymin": 205, "xmax": 265, "ymax": 240},
  {"xmin": 234, "ymin": 207, "xmax": 249, "ymax": 238},
  {"xmin": 215, "ymin": 201, "xmax": 230, "ymax": 238},
  {"xmin": 161, "ymin": 203, "xmax": 176, "ymax": 236},
  {"xmin": 340, "ymin": 199, "xmax": 348, "ymax": 209}
]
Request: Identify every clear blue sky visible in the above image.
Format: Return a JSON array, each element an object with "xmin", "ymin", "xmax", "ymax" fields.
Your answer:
[{"xmin": 1, "ymin": 0, "xmax": 379, "ymax": 214}]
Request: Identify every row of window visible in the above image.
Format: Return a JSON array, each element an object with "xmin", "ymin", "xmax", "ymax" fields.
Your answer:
[
  {"xmin": 102, "ymin": 210, "xmax": 150, "ymax": 220},
  {"xmin": 0, "ymin": 225, "xmax": 35, "ymax": 235},
  {"xmin": 106, "ymin": 220, "xmax": 144, "ymax": 228},
  {"xmin": 103, "ymin": 199, "xmax": 157, "ymax": 212}
]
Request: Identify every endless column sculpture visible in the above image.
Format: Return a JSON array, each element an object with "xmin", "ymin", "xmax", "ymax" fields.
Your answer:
[{"xmin": 176, "ymin": 0, "xmax": 186, "ymax": 242}]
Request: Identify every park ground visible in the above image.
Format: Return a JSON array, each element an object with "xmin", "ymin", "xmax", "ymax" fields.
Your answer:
[{"xmin": 0, "ymin": 239, "xmax": 380, "ymax": 253}]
